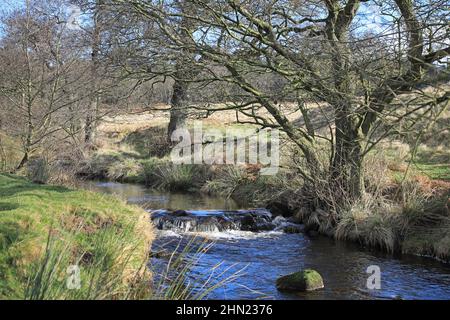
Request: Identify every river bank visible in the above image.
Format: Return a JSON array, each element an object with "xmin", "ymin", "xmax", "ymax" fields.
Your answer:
[
  {"xmin": 70, "ymin": 112, "xmax": 450, "ymax": 264},
  {"xmin": 0, "ymin": 174, "xmax": 153, "ymax": 299},
  {"xmin": 77, "ymin": 153, "xmax": 450, "ymax": 263},
  {"xmin": 87, "ymin": 181, "xmax": 450, "ymax": 299}
]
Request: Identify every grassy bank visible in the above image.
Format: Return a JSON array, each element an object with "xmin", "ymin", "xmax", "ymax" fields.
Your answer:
[{"xmin": 0, "ymin": 174, "xmax": 153, "ymax": 299}]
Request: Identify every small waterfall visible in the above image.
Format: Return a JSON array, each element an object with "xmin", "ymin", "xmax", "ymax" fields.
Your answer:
[{"xmin": 150, "ymin": 208, "xmax": 281, "ymax": 233}]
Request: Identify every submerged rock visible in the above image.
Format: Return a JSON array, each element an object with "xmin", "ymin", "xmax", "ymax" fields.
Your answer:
[
  {"xmin": 149, "ymin": 249, "xmax": 171, "ymax": 259},
  {"xmin": 306, "ymin": 230, "xmax": 319, "ymax": 237},
  {"xmin": 282, "ymin": 225, "xmax": 304, "ymax": 234},
  {"xmin": 276, "ymin": 269, "xmax": 324, "ymax": 292},
  {"xmin": 168, "ymin": 210, "xmax": 189, "ymax": 217}
]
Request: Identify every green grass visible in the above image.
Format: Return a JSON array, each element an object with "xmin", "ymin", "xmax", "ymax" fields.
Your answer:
[
  {"xmin": 0, "ymin": 174, "xmax": 153, "ymax": 299},
  {"xmin": 0, "ymin": 131, "xmax": 22, "ymax": 172},
  {"xmin": 413, "ymin": 163, "xmax": 450, "ymax": 181},
  {"xmin": 412, "ymin": 148, "xmax": 450, "ymax": 181}
]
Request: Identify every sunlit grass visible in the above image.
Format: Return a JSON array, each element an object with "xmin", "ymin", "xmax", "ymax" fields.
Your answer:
[{"xmin": 0, "ymin": 174, "xmax": 153, "ymax": 299}]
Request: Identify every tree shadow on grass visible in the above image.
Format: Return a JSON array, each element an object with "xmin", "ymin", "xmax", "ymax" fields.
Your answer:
[
  {"xmin": 0, "ymin": 202, "xmax": 19, "ymax": 212},
  {"xmin": 0, "ymin": 173, "xmax": 72, "ymax": 198}
]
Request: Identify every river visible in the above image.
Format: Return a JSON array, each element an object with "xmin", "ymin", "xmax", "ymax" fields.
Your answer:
[{"xmin": 84, "ymin": 181, "xmax": 450, "ymax": 300}]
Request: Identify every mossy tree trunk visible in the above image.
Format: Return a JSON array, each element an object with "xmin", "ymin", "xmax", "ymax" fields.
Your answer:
[
  {"xmin": 167, "ymin": 76, "xmax": 189, "ymax": 142},
  {"xmin": 331, "ymin": 107, "xmax": 365, "ymax": 202}
]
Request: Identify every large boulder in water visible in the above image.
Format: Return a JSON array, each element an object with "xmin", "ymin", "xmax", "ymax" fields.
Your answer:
[
  {"xmin": 239, "ymin": 213, "xmax": 275, "ymax": 232},
  {"xmin": 276, "ymin": 269, "xmax": 324, "ymax": 292},
  {"xmin": 240, "ymin": 215, "xmax": 258, "ymax": 231}
]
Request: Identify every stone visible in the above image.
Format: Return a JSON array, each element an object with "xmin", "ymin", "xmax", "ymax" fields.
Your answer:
[
  {"xmin": 283, "ymin": 225, "xmax": 304, "ymax": 234},
  {"xmin": 169, "ymin": 210, "xmax": 189, "ymax": 217},
  {"xmin": 276, "ymin": 269, "xmax": 324, "ymax": 292}
]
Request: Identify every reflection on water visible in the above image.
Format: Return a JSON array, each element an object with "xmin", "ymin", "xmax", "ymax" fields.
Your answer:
[
  {"xmin": 85, "ymin": 181, "xmax": 450, "ymax": 300},
  {"xmin": 85, "ymin": 181, "xmax": 239, "ymax": 210}
]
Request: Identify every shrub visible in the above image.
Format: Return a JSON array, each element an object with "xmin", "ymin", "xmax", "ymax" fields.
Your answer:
[
  {"xmin": 78, "ymin": 152, "xmax": 124, "ymax": 179},
  {"xmin": 122, "ymin": 126, "xmax": 171, "ymax": 158},
  {"xmin": 201, "ymin": 166, "xmax": 247, "ymax": 198},
  {"xmin": 106, "ymin": 158, "xmax": 142, "ymax": 182},
  {"xmin": 26, "ymin": 158, "xmax": 50, "ymax": 184}
]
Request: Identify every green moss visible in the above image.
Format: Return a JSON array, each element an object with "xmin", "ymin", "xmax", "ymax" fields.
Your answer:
[
  {"xmin": 276, "ymin": 269, "xmax": 324, "ymax": 292},
  {"xmin": 0, "ymin": 174, "xmax": 153, "ymax": 299}
]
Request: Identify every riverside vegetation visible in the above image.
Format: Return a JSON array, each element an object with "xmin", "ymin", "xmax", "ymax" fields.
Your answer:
[
  {"xmin": 0, "ymin": 171, "xmax": 243, "ymax": 299},
  {"xmin": 0, "ymin": 0, "xmax": 449, "ymax": 299},
  {"xmin": 75, "ymin": 110, "xmax": 450, "ymax": 262},
  {"xmin": 0, "ymin": 173, "xmax": 153, "ymax": 299},
  {"xmin": 1, "ymin": 105, "xmax": 449, "ymax": 299}
]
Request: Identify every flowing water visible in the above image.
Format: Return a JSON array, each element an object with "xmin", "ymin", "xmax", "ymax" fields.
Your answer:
[{"xmin": 85, "ymin": 181, "xmax": 450, "ymax": 300}]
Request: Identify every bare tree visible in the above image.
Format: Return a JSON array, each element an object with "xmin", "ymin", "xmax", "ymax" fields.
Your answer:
[
  {"xmin": 113, "ymin": 0, "xmax": 449, "ymax": 207},
  {"xmin": 84, "ymin": 0, "xmax": 104, "ymax": 145},
  {"xmin": 0, "ymin": 0, "xmax": 92, "ymax": 170}
]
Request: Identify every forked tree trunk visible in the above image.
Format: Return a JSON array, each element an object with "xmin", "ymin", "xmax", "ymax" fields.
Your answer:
[{"xmin": 16, "ymin": 152, "xmax": 29, "ymax": 172}]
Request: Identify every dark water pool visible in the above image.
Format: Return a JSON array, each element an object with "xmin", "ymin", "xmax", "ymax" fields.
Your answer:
[{"xmin": 84, "ymin": 181, "xmax": 450, "ymax": 300}]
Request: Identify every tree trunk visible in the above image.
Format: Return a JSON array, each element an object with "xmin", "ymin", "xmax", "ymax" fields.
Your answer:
[
  {"xmin": 16, "ymin": 152, "xmax": 29, "ymax": 172},
  {"xmin": 331, "ymin": 106, "xmax": 365, "ymax": 203},
  {"xmin": 167, "ymin": 78, "xmax": 189, "ymax": 142},
  {"xmin": 85, "ymin": 99, "xmax": 97, "ymax": 145},
  {"xmin": 16, "ymin": 97, "xmax": 33, "ymax": 172},
  {"xmin": 85, "ymin": 0, "xmax": 102, "ymax": 146}
]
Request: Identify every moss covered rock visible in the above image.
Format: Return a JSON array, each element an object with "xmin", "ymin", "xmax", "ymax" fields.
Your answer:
[{"xmin": 276, "ymin": 269, "xmax": 324, "ymax": 292}]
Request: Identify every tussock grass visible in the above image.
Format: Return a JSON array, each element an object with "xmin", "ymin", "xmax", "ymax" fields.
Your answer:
[
  {"xmin": 201, "ymin": 166, "xmax": 247, "ymax": 199},
  {"xmin": 335, "ymin": 197, "xmax": 396, "ymax": 253},
  {"xmin": 151, "ymin": 164, "xmax": 203, "ymax": 191},
  {"xmin": 333, "ymin": 174, "xmax": 449, "ymax": 258}
]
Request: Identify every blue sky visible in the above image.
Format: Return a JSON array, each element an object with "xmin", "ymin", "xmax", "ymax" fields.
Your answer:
[
  {"xmin": 0, "ymin": 0, "xmax": 24, "ymax": 12},
  {"xmin": 0, "ymin": 0, "xmax": 24, "ymax": 35}
]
